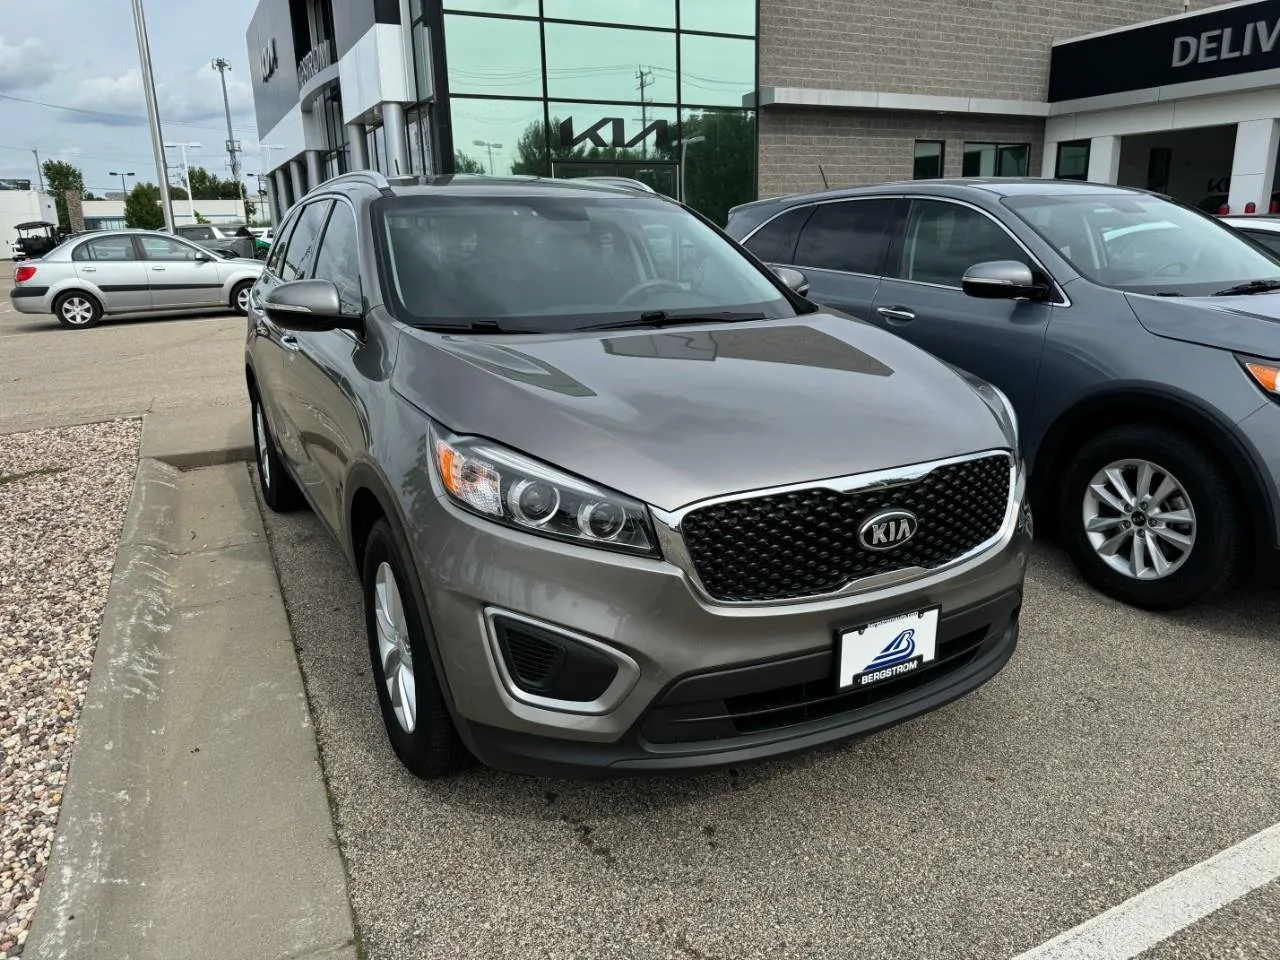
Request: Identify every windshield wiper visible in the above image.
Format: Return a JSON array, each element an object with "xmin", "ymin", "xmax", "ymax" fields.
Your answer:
[
  {"xmin": 579, "ymin": 310, "xmax": 770, "ymax": 332},
  {"xmin": 1212, "ymin": 279, "xmax": 1280, "ymax": 296}
]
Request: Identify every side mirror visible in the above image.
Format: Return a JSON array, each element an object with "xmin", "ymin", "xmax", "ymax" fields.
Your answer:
[
  {"xmin": 264, "ymin": 279, "xmax": 350, "ymax": 331},
  {"xmin": 962, "ymin": 260, "xmax": 1046, "ymax": 300},
  {"xmin": 194, "ymin": 251, "xmax": 213, "ymax": 262},
  {"xmin": 772, "ymin": 265, "xmax": 810, "ymax": 297}
]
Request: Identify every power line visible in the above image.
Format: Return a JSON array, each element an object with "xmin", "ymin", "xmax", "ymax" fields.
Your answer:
[{"xmin": 0, "ymin": 91, "xmax": 257, "ymax": 136}]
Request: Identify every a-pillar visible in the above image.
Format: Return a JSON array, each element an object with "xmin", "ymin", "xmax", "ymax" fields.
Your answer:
[
  {"xmin": 1086, "ymin": 135, "xmax": 1122, "ymax": 184},
  {"xmin": 347, "ymin": 123, "xmax": 368, "ymax": 170},
  {"xmin": 1227, "ymin": 118, "xmax": 1280, "ymax": 215},
  {"xmin": 381, "ymin": 102, "xmax": 409, "ymax": 177}
]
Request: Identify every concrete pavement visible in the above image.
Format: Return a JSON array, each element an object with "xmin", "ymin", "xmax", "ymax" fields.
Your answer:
[{"xmin": 24, "ymin": 461, "xmax": 357, "ymax": 960}]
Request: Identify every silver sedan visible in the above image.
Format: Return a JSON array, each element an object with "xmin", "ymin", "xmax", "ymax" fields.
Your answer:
[{"xmin": 8, "ymin": 229, "xmax": 264, "ymax": 329}]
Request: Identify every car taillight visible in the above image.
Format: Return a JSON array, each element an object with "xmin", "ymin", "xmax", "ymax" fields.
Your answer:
[
  {"xmin": 14, "ymin": 265, "xmax": 36, "ymax": 283},
  {"xmin": 1246, "ymin": 202, "xmax": 1257, "ymax": 214},
  {"xmin": 1217, "ymin": 204, "xmax": 1230, "ymax": 215},
  {"xmin": 1271, "ymin": 199, "xmax": 1279, "ymax": 214}
]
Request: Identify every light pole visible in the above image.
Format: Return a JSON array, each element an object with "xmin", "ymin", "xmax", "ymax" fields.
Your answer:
[
  {"xmin": 472, "ymin": 140, "xmax": 503, "ymax": 175},
  {"xmin": 109, "ymin": 171, "xmax": 135, "ymax": 198},
  {"xmin": 679, "ymin": 135, "xmax": 706, "ymax": 203},
  {"xmin": 164, "ymin": 141, "xmax": 201, "ymax": 223},
  {"xmin": 130, "ymin": 0, "xmax": 174, "ymax": 231},
  {"xmin": 211, "ymin": 58, "xmax": 247, "ymax": 216}
]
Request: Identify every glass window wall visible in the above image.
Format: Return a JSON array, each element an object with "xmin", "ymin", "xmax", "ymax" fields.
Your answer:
[
  {"xmin": 543, "ymin": 0, "xmax": 675, "ymax": 28},
  {"xmin": 444, "ymin": 14, "xmax": 542, "ymax": 97}
]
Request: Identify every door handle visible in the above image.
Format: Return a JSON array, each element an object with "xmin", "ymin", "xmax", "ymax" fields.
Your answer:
[
  {"xmin": 281, "ymin": 334, "xmax": 300, "ymax": 351},
  {"xmin": 81, "ymin": 266, "xmax": 96, "ymax": 272},
  {"xmin": 876, "ymin": 306, "xmax": 916, "ymax": 324},
  {"xmin": 151, "ymin": 266, "xmax": 166, "ymax": 272}
]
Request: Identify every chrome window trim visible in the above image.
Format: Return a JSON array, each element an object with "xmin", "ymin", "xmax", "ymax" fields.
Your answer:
[
  {"xmin": 741, "ymin": 194, "xmax": 1072, "ymax": 308},
  {"xmin": 651, "ymin": 449, "xmax": 1023, "ymax": 608},
  {"xmin": 482, "ymin": 607, "xmax": 641, "ymax": 716}
]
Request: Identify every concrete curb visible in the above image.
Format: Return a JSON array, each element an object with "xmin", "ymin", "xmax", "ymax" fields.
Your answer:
[
  {"xmin": 140, "ymin": 406, "xmax": 254, "ymax": 469},
  {"xmin": 25, "ymin": 459, "xmax": 358, "ymax": 960}
]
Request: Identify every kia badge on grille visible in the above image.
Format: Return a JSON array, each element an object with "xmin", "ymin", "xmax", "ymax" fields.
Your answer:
[{"xmin": 858, "ymin": 509, "xmax": 918, "ymax": 550}]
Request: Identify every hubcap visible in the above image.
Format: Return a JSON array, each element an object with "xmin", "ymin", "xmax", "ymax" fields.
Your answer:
[
  {"xmin": 63, "ymin": 297, "xmax": 93, "ymax": 325},
  {"xmin": 237, "ymin": 287, "xmax": 251, "ymax": 311},
  {"xmin": 254, "ymin": 404, "xmax": 271, "ymax": 489},
  {"xmin": 373, "ymin": 562, "xmax": 416, "ymax": 734},
  {"xmin": 1082, "ymin": 458, "xmax": 1197, "ymax": 581}
]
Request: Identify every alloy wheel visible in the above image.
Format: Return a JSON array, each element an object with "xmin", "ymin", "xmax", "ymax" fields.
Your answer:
[
  {"xmin": 62, "ymin": 297, "xmax": 94, "ymax": 325},
  {"xmin": 254, "ymin": 403, "xmax": 271, "ymax": 490},
  {"xmin": 373, "ymin": 562, "xmax": 417, "ymax": 734},
  {"xmin": 1082, "ymin": 458, "xmax": 1197, "ymax": 581},
  {"xmin": 236, "ymin": 286, "xmax": 252, "ymax": 312}
]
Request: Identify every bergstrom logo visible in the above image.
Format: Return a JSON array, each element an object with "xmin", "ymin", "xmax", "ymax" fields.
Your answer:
[
  {"xmin": 867, "ymin": 628, "xmax": 917, "ymax": 670},
  {"xmin": 857, "ymin": 509, "xmax": 918, "ymax": 551}
]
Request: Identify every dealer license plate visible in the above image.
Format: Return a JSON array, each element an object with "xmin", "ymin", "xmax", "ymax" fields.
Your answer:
[{"xmin": 837, "ymin": 608, "xmax": 939, "ymax": 690}]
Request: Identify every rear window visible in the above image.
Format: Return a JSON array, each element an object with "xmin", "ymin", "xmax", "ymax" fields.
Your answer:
[
  {"xmin": 794, "ymin": 199, "xmax": 894, "ymax": 275},
  {"xmin": 742, "ymin": 206, "xmax": 810, "ymax": 264}
]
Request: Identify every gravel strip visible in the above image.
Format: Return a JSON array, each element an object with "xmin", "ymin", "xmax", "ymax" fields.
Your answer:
[{"xmin": 0, "ymin": 420, "xmax": 141, "ymax": 958}]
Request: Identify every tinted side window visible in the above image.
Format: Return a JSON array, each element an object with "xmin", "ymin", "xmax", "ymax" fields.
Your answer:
[
  {"xmin": 794, "ymin": 199, "xmax": 894, "ymax": 275},
  {"xmin": 1243, "ymin": 229, "xmax": 1280, "ymax": 256},
  {"xmin": 893, "ymin": 200, "xmax": 1026, "ymax": 287},
  {"xmin": 265, "ymin": 214, "xmax": 297, "ymax": 276},
  {"xmin": 280, "ymin": 201, "xmax": 333, "ymax": 282},
  {"xmin": 311, "ymin": 204, "xmax": 363, "ymax": 315},
  {"xmin": 743, "ymin": 206, "xmax": 811, "ymax": 263}
]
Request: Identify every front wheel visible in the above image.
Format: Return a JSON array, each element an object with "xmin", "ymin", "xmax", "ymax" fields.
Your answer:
[
  {"xmin": 1060, "ymin": 425, "xmax": 1242, "ymax": 609},
  {"xmin": 362, "ymin": 519, "xmax": 470, "ymax": 779},
  {"xmin": 250, "ymin": 392, "xmax": 304, "ymax": 512}
]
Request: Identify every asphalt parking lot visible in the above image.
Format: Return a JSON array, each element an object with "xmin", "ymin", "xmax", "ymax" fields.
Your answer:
[{"xmin": 258, "ymin": 474, "xmax": 1280, "ymax": 960}]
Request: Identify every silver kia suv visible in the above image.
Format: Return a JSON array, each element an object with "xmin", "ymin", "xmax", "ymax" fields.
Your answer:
[{"xmin": 245, "ymin": 171, "xmax": 1031, "ymax": 778}]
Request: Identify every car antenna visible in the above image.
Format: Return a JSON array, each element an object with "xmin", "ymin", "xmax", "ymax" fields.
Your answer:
[{"xmin": 818, "ymin": 164, "xmax": 829, "ymax": 189}]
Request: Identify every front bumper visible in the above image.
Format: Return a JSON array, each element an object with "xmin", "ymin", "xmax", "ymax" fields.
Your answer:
[
  {"xmin": 413, "ymin": 485, "xmax": 1032, "ymax": 777},
  {"xmin": 9, "ymin": 287, "xmax": 51, "ymax": 313}
]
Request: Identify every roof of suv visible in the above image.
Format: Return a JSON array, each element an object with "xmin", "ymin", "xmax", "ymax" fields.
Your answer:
[{"xmin": 306, "ymin": 171, "xmax": 677, "ymax": 202}]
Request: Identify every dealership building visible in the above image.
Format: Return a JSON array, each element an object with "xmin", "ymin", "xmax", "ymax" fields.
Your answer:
[{"xmin": 246, "ymin": 0, "xmax": 1280, "ymax": 223}]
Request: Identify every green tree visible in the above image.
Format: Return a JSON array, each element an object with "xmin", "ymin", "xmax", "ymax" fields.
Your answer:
[
  {"xmin": 453, "ymin": 151, "xmax": 485, "ymax": 174},
  {"xmin": 124, "ymin": 182, "xmax": 165, "ymax": 229},
  {"xmin": 41, "ymin": 160, "xmax": 86, "ymax": 230},
  {"xmin": 679, "ymin": 110, "xmax": 756, "ymax": 226}
]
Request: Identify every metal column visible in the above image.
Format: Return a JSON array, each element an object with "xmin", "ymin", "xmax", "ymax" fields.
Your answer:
[
  {"xmin": 306, "ymin": 150, "xmax": 323, "ymax": 190},
  {"xmin": 381, "ymin": 102, "xmax": 409, "ymax": 177},
  {"xmin": 289, "ymin": 159, "xmax": 306, "ymax": 203},
  {"xmin": 273, "ymin": 169, "xmax": 292, "ymax": 217},
  {"xmin": 347, "ymin": 124, "xmax": 368, "ymax": 170}
]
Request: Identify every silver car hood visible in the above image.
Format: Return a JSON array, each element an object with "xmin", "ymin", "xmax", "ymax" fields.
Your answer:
[{"xmin": 393, "ymin": 314, "xmax": 1009, "ymax": 511}]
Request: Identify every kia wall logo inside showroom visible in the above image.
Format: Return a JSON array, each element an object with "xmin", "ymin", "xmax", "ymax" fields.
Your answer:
[
  {"xmin": 259, "ymin": 38, "xmax": 278, "ymax": 82},
  {"xmin": 858, "ymin": 509, "xmax": 918, "ymax": 550}
]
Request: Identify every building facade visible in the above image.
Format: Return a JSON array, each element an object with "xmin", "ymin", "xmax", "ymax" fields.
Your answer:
[{"xmin": 247, "ymin": 0, "xmax": 1280, "ymax": 223}]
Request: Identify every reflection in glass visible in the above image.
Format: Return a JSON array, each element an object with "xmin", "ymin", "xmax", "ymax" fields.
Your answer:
[
  {"xmin": 450, "ymin": 99, "xmax": 549, "ymax": 176},
  {"xmin": 680, "ymin": 0, "xmax": 756, "ymax": 36},
  {"xmin": 444, "ymin": 14, "xmax": 543, "ymax": 97},
  {"xmin": 544, "ymin": 23, "xmax": 677, "ymax": 103},
  {"xmin": 963, "ymin": 142, "xmax": 1030, "ymax": 177},
  {"xmin": 1056, "ymin": 141, "xmax": 1090, "ymax": 181},
  {"xmin": 547, "ymin": 102, "xmax": 679, "ymax": 164},
  {"xmin": 681, "ymin": 108, "xmax": 755, "ymax": 225},
  {"xmin": 913, "ymin": 140, "xmax": 944, "ymax": 179},
  {"xmin": 544, "ymin": 0, "xmax": 675, "ymax": 28},
  {"xmin": 443, "ymin": 0, "xmax": 538, "ymax": 14},
  {"xmin": 680, "ymin": 34, "xmax": 755, "ymax": 107}
]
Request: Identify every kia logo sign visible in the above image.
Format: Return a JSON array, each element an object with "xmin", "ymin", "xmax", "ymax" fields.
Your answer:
[{"xmin": 259, "ymin": 38, "xmax": 278, "ymax": 83}]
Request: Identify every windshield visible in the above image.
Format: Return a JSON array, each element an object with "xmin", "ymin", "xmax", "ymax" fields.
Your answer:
[
  {"xmin": 1004, "ymin": 193, "xmax": 1280, "ymax": 295},
  {"xmin": 375, "ymin": 194, "xmax": 795, "ymax": 330}
]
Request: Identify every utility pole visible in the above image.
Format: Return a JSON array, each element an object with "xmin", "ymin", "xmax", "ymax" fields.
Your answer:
[
  {"xmin": 130, "ymin": 0, "xmax": 174, "ymax": 231},
  {"xmin": 635, "ymin": 67, "xmax": 653, "ymax": 158},
  {"xmin": 32, "ymin": 149, "xmax": 44, "ymax": 192},
  {"xmin": 211, "ymin": 57, "xmax": 247, "ymax": 217}
]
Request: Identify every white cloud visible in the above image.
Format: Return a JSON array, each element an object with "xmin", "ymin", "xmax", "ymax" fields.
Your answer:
[
  {"xmin": 67, "ymin": 65, "xmax": 255, "ymax": 130},
  {"xmin": 0, "ymin": 36, "xmax": 55, "ymax": 92}
]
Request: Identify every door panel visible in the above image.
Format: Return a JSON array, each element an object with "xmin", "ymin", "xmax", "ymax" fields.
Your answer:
[
  {"xmin": 137, "ymin": 235, "xmax": 224, "ymax": 307},
  {"xmin": 869, "ymin": 198, "xmax": 1053, "ymax": 427},
  {"xmin": 72, "ymin": 236, "xmax": 150, "ymax": 311}
]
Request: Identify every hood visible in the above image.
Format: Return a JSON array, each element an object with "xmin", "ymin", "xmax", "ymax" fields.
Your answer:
[
  {"xmin": 1127, "ymin": 292, "xmax": 1280, "ymax": 358},
  {"xmin": 392, "ymin": 314, "xmax": 1009, "ymax": 511}
]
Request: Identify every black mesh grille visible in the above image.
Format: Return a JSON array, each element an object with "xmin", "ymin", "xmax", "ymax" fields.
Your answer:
[
  {"xmin": 680, "ymin": 454, "xmax": 1012, "ymax": 603},
  {"xmin": 504, "ymin": 632, "xmax": 563, "ymax": 688}
]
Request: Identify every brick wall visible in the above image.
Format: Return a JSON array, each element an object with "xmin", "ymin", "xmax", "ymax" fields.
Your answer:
[
  {"xmin": 759, "ymin": 0, "xmax": 1218, "ymax": 102},
  {"xmin": 758, "ymin": 108, "xmax": 1046, "ymax": 198}
]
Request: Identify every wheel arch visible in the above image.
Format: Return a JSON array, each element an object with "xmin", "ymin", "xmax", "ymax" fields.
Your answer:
[{"xmin": 1030, "ymin": 385, "xmax": 1275, "ymax": 561}]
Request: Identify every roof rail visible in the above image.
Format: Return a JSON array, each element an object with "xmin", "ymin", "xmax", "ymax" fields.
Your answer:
[{"xmin": 316, "ymin": 169, "xmax": 394, "ymax": 196}]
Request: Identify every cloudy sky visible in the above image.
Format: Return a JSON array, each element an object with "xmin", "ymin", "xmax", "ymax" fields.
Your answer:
[{"xmin": 0, "ymin": 0, "xmax": 261, "ymax": 197}]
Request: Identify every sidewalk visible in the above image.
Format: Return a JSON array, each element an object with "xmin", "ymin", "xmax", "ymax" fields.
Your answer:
[{"xmin": 23, "ymin": 444, "xmax": 356, "ymax": 959}]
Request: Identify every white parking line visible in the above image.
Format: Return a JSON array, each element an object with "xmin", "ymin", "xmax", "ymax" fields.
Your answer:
[{"xmin": 1012, "ymin": 822, "xmax": 1280, "ymax": 959}]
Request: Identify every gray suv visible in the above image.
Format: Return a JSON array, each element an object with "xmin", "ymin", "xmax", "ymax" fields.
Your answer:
[
  {"xmin": 246, "ymin": 171, "xmax": 1030, "ymax": 778},
  {"xmin": 728, "ymin": 180, "xmax": 1280, "ymax": 610}
]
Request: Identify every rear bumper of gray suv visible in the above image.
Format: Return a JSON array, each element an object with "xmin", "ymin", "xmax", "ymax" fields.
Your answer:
[{"xmin": 410, "ymin": 477, "xmax": 1032, "ymax": 777}]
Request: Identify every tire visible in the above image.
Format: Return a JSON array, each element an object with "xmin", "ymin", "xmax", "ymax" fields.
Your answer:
[
  {"xmin": 362, "ymin": 518, "xmax": 470, "ymax": 779},
  {"xmin": 1060, "ymin": 425, "xmax": 1242, "ymax": 609},
  {"xmin": 231, "ymin": 281, "xmax": 254, "ymax": 316},
  {"xmin": 53, "ymin": 291, "xmax": 102, "ymax": 330},
  {"xmin": 250, "ymin": 391, "xmax": 305, "ymax": 512}
]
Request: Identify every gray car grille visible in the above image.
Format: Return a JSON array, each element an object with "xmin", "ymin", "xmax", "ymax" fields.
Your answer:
[{"xmin": 679, "ymin": 453, "xmax": 1013, "ymax": 603}]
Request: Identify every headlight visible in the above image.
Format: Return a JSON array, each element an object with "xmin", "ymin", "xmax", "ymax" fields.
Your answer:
[
  {"xmin": 430, "ymin": 425, "xmax": 657, "ymax": 555},
  {"xmin": 1239, "ymin": 355, "xmax": 1280, "ymax": 399}
]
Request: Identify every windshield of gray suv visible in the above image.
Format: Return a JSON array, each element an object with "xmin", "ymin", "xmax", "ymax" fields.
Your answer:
[
  {"xmin": 1004, "ymin": 193, "xmax": 1280, "ymax": 295},
  {"xmin": 374, "ymin": 194, "xmax": 797, "ymax": 330}
]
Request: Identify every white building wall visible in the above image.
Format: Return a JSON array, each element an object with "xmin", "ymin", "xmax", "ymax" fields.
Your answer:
[
  {"xmin": 81, "ymin": 198, "xmax": 248, "ymax": 226},
  {"xmin": 0, "ymin": 190, "xmax": 57, "ymax": 260},
  {"xmin": 338, "ymin": 23, "xmax": 413, "ymax": 125}
]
